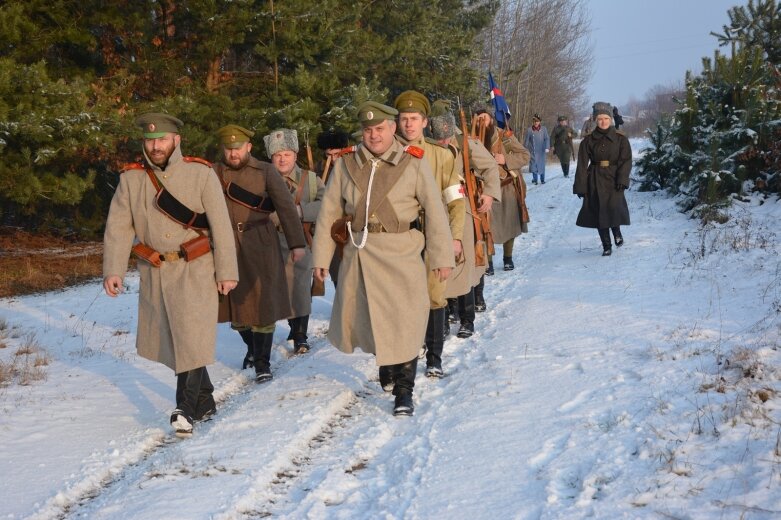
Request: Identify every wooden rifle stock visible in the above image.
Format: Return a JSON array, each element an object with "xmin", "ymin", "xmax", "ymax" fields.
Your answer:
[
  {"xmin": 305, "ymin": 139, "xmax": 315, "ymax": 171},
  {"xmin": 321, "ymin": 155, "xmax": 333, "ymax": 185},
  {"xmin": 459, "ymin": 108, "xmax": 486, "ymax": 267}
]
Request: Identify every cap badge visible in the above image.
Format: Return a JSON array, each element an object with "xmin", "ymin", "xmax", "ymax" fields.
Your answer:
[
  {"xmin": 230, "ymin": 135, "xmax": 236, "ymax": 142},
  {"xmin": 366, "ymin": 111, "xmax": 374, "ymax": 120},
  {"xmin": 276, "ymin": 132, "xmax": 283, "ymax": 139},
  {"xmin": 407, "ymin": 101, "xmax": 413, "ymax": 107},
  {"xmin": 148, "ymin": 123, "xmax": 156, "ymax": 132}
]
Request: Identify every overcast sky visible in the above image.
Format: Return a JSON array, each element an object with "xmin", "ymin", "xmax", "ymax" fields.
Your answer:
[{"xmin": 586, "ymin": 0, "xmax": 742, "ymax": 110}]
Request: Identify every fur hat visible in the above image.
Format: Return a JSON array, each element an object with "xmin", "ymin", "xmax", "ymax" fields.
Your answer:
[
  {"xmin": 430, "ymin": 112, "xmax": 457, "ymax": 140},
  {"xmin": 592, "ymin": 102, "xmax": 612, "ymax": 118},
  {"xmin": 316, "ymin": 130, "xmax": 349, "ymax": 150},
  {"xmin": 263, "ymin": 128, "xmax": 299, "ymax": 157}
]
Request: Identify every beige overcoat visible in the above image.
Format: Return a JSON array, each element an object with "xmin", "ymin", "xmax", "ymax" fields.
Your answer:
[
  {"xmin": 490, "ymin": 132, "xmax": 531, "ymax": 244},
  {"xmin": 311, "ymin": 138, "xmax": 454, "ymax": 366},
  {"xmin": 215, "ymin": 156, "xmax": 306, "ymax": 328},
  {"xmin": 271, "ymin": 166, "xmax": 325, "ymax": 318},
  {"xmin": 103, "ymin": 145, "xmax": 239, "ymax": 374},
  {"xmin": 444, "ymin": 136, "xmax": 501, "ymax": 296}
]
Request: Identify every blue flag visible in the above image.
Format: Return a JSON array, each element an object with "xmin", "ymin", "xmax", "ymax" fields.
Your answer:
[{"xmin": 488, "ymin": 72, "xmax": 511, "ymax": 129}]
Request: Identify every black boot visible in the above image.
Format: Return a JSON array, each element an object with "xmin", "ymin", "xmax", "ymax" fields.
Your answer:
[
  {"xmin": 474, "ymin": 276, "xmax": 487, "ymax": 312},
  {"xmin": 447, "ymin": 298, "xmax": 459, "ymax": 324},
  {"xmin": 378, "ymin": 365, "xmax": 394, "ymax": 392},
  {"xmin": 253, "ymin": 332, "xmax": 274, "ymax": 383},
  {"xmin": 457, "ymin": 290, "xmax": 475, "ymax": 338},
  {"xmin": 503, "ymin": 256, "xmax": 514, "ymax": 271},
  {"xmin": 392, "ymin": 357, "xmax": 417, "ymax": 416},
  {"xmin": 290, "ymin": 315, "xmax": 310, "ymax": 354},
  {"xmin": 562, "ymin": 162, "xmax": 570, "ymax": 177},
  {"xmin": 425, "ymin": 308, "xmax": 446, "ymax": 378},
  {"xmin": 174, "ymin": 367, "xmax": 212, "ymax": 437},
  {"xmin": 238, "ymin": 329, "xmax": 254, "ymax": 369},
  {"xmin": 612, "ymin": 226, "xmax": 624, "ymax": 247},
  {"xmin": 598, "ymin": 228, "xmax": 612, "ymax": 256},
  {"xmin": 485, "ymin": 255, "xmax": 494, "ymax": 276}
]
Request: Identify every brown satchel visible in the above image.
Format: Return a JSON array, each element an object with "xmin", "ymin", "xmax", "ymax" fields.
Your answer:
[
  {"xmin": 131, "ymin": 242, "xmax": 162, "ymax": 267},
  {"xmin": 311, "ymin": 276, "xmax": 326, "ymax": 297},
  {"xmin": 330, "ymin": 215, "xmax": 352, "ymax": 244},
  {"xmin": 180, "ymin": 233, "xmax": 211, "ymax": 262}
]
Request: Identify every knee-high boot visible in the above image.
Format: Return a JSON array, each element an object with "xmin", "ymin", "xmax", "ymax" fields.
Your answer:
[
  {"xmin": 457, "ymin": 289, "xmax": 475, "ymax": 338},
  {"xmin": 611, "ymin": 226, "xmax": 624, "ymax": 247},
  {"xmin": 392, "ymin": 357, "xmax": 418, "ymax": 416},
  {"xmin": 598, "ymin": 228, "xmax": 612, "ymax": 256},
  {"xmin": 176, "ymin": 367, "xmax": 207, "ymax": 419},
  {"xmin": 291, "ymin": 315, "xmax": 310, "ymax": 353},
  {"xmin": 474, "ymin": 276, "xmax": 486, "ymax": 312},
  {"xmin": 253, "ymin": 332, "xmax": 274, "ymax": 383},
  {"xmin": 238, "ymin": 329, "xmax": 254, "ymax": 369},
  {"xmin": 425, "ymin": 308, "xmax": 446, "ymax": 377}
]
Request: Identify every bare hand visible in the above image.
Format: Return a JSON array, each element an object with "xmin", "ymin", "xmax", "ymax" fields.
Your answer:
[
  {"xmin": 217, "ymin": 280, "xmax": 238, "ymax": 295},
  {"xmin": 453, "ymin": 240, "xmax": 463, "ymax": 261},
  {"xmin": 493, "ymin": 152, "xmax": 506, "ymax": 165},
  {"xmin": 434, "ymin": 267, "xmax": 452, "ymax": 282},
  {"xmin": 477, "ymin": 194, "xmax": 493, "ymax": 213},
  {"xmin": 313, "ymin": 267, "xmax": 329, "ymax": 282},
  {"xmin": 103, "ymin": 276, "xmax": 123, "ymax": 297},
  {"xmin": 291, "ymin": 247, "xmax": 306, "ymax": 263}
]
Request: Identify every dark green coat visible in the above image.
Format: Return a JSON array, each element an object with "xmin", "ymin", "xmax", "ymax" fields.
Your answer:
[
  {"xmin": 550, "ymin": 124, "xmax": 575, "ymax": 161},
  {"xmin": 573, "ymin": 126, "xmax": 631, "ymax": 229}
]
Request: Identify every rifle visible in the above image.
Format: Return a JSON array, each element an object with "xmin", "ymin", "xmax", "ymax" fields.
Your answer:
[
  {"xmin": 459, "ymin": 107, "xmax": 487, "ymax": 267},
  {"xmin": 472, "ymin": 116, "xmax": 496, "ymax": 256}
]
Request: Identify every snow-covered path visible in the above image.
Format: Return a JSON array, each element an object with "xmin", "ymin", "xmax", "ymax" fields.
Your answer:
[{"xmin": 2, "ymin": 143, "xmax": 781, "ymax": 519}]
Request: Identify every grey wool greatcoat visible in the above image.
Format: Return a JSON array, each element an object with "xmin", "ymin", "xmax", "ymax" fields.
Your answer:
[
  {"xmin": 216, "ymin": 156, "xmax": 307, "ymax": 327},
  {"xmin": 573, "ymin": 126, "xmax": 632, "ymax": 228},
  {"xmin": 103, "ymin": 145, "xmax": 239, "ymax": 374},
  {"xmin": 490, "ymin": 132, "xmax": 531, "ymax": 244},
  {"xmin": 271, "ymin": 165, "xmax": 325, "ymax": 318},
  {"xmin": 311, "ymin": 138, "xmax": 454, "ymax": 366},
  {"xmin": 444, "ymin": 136, "xmax": 501, "ymax": 297}
]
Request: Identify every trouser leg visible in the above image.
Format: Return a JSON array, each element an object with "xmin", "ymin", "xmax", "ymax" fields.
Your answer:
[
  {"xmin": 238, "ymin": 328, "xmax": 254, "ymax": 369},
  {"xmin": 598, "ymin": 228, "xmax": 612, "ymax": 255}
]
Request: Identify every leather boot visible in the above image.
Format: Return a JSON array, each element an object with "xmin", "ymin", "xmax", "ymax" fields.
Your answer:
[
  {"xmin": 378, "ymin": 365, "xmax": 393, "ymax": 392},
  {"xmin": 174, "ymin": 366, "xmax": 214, "ymax": 436},
  {"xmin": 474, "ymin": 276, "xmax": 486, "ymax": 312},
  {"xmin": 598, "ymin": 228, "xmax": 612, "ymax": 256},
  {"xmin": 447, "ymin": 298, "xmax": 459, "ymax": 324},
  {"xmin": 425, "ymin": 308, "xmax": 446, "ymax": 378},
  {"xmin": 193, "ymin": 368, "xmax": 216, "ymax": 422},
  {"xmin": 457, "ymin": 289, "xmax": 475, "ymax": 338},
  {"xmin": 290, "ymin": 315, "xmax": 310, "ymax": 354},
  {"xmin": 392, "ymin": 357, "xmax": 417, "ymax": 416},
  {"xmin": 612, "ymin": 226, "xmax": 624, "ymax": 247},
  {"xmin": 485, "ymin": 255, "xmax": 494, "ymax": 276},
  {"xmin": 253, "ymin": 332, "xmax": 274, "ymax": 383},
  {"xmin": 503, "ymin": 256, "xmax": 514, "ymax": 271},
  {"xmin": 238, "ymin": 329, "xmax": 254, "ymax": 369}
]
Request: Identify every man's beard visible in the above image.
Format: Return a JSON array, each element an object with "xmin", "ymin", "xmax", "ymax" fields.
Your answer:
[
  {"xmin": 148, "ymin": 148, "xmax": 174, "ymax": 169},
  {"xmin": 225, "ymin": 153, "xmax": 250, "ymax": 170}
]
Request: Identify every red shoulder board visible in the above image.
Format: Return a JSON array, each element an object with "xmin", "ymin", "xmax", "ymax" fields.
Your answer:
[
  {"xmin": 183, "ymin": 156, "xmax": 213, "ymax": 167},
  {"xmin": 120, "ymin": 162, "xmax": 145, "ymax": 173},
  {"xmin": 338, "ymin": 146, "xmax": 357, "ymax": 157},
  {"xmin": 404, "ymin": 145, "xmax": 424, "ymax": 159}
]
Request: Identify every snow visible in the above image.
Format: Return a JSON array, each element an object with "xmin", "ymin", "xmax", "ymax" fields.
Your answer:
[{"xmin": 2, "ymin": 140, "xmax": 781, "ymax": 519}]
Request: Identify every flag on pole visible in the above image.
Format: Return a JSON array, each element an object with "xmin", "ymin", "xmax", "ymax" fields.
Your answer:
[{"xmin": 488, "ymin": 72, "xmax": 511, "ymax": 129}]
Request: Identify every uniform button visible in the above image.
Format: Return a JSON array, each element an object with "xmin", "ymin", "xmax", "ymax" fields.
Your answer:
[
  {"xmin": 165, "ymin": 233, "xmax": 171, "ymax": 238},
  {"xmin": 163, "ymin": 174, "xmax": 169, "ymax": 179}
]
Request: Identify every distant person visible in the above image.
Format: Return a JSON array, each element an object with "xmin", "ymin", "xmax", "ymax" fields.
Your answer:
[
  {"xmin": 550, "ymin": 115, "xmax": 576, "ymax": 178},
  {"xmin": 581, "ymin": 115, "xmax": 596, "ymax": 136},
  {"xmin": 613, "ymin": 106, "xmax": 624, "ymax": 130},
  {"xmin": 573, "ymin": 102, "xmax": 632, "ymax": 256},
  {"xmin": 103, "ymin": 113, "xmax": 239, "ymax": 438},
  {"xmin": 524, "ymin": 114, "xmax": 549, "ymax": 185}
]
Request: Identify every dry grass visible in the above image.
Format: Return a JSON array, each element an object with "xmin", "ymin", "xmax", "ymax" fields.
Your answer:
[
  {"xmin": 0, "ymin": 331, "xmax": 51, "ymax": 387},
  {"xmin": 0, "ymin": 227, "xmax": 105, "ymax": 298}
]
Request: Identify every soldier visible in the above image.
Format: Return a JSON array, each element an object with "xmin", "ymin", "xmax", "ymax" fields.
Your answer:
[
  {"xmin": 103, "ymin": 113, "xmax": 239, "ymax": 438},
  {"xmin": 316, "ymin": 129, "xmax": 350, "ymax": 181},
  {"xmin": 264, "ymin": 128, "xmax": 325, "ymax": 354},
  {"xmin": 393, "ymin": 90, "xmax": 465, "ymax": 378},
  {"xmin": 213, "ymin": 124, "xmax": 307, "ymax": 383},
  {"xmin": 550, "ymin": 115, "xmax": 576, "ymax": 178},
  {"xmin": 476, "ymin": 109, "xmax": 531, "ymax": 273},
  {"xmin": 311, "ymin": 101, "xmax": 454, "ymax": 416},
  {"xmin": 524, "ymin": 114, "xmax": 550, "ymax": 185},
  {"xmin": 431, "ymin": 102, "xmax": 500, "ymax": 336},
  {"xmin": 573, "ymin": 102, "xmax": 632, "ymax": 256}
]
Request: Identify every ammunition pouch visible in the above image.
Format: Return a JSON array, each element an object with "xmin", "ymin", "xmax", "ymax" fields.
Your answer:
[
  {"xmin": 330, "ymin": 215, "xmax": 353, "ymax": 244},
  {"xmin": 179, "ymin": 234, "xmax": 211, "ymax": 262}
]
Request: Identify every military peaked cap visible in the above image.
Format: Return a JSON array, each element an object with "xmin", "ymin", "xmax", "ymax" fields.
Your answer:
[
  {"xmin": 394, "ymin": 90, "xmax": 431, "ymax": 116},
  {"xmin": 557, "ymin": 115, "xmax": 568, "ymax": 122},
  {"xmin": 135, "ymin": 112, "xmax": 183, "ymax": 138},
  {"xmin": 357, "ymin": 101, "xmax": 398, "ymax": 128},
  {"xmin": 216, "ymin": 124, "xmax": 254, "ymax": 149}
]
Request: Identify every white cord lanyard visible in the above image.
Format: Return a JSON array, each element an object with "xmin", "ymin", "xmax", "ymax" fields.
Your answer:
[{"xmin": 348, "ymin": 157, "xmax": 380, "ymax": 249}]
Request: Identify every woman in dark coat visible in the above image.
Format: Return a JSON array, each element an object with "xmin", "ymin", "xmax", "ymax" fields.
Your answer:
[{"xmin": 573, "ymin": 102, "xmax": 631, "ymax": 256}]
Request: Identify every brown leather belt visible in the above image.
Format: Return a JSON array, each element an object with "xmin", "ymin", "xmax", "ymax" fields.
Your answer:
[
  {"xmin": 159, "ymin": 251, "xmax": 183, "ymax": 262},
  {"xmin": 598, "ymin": 160, "xmax": 612, "ymax": 167},
  {"xmin": 364, "ymin": 221, "xmax": 416, "ymax": 233}
]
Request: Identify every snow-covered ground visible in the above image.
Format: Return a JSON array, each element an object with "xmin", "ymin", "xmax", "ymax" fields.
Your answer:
[{"xmin": 2, "ymin": 139, "xmax": 781, "ymax": 519}]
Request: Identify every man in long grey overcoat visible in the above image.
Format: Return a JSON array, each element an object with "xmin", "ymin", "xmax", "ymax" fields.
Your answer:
[
  {"xmin": 213, "ymin": 124, "xmax": 306, "ymax": 383},
  {"xmin": 312, "ymin": 101, "xmax": 454, "ymax": 416},
  {"xmin": 103, "ymin": 113, "xmax": 239, "ymax": 438},
  {"xmin": 265, "ymin": 128, "xmax": 325, "ymax": 355}
]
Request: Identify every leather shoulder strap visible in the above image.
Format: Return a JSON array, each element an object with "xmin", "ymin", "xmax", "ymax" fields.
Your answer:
[
  {"xmin": 183, "ymin": 156, "xmax": 213, "ymax": 167},
  {"xmin": 120, "ymin": 162, "xmax": 145, "ymax": 174}
]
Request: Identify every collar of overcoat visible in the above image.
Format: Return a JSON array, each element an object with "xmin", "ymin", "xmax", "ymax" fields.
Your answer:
[
  {"xmin": 354, "ymin": 137, "xmax": 407, "ymax": 169},
  {"xmin": 143, "ymin": 143, "xmax": 183, "ymax": 172}
]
